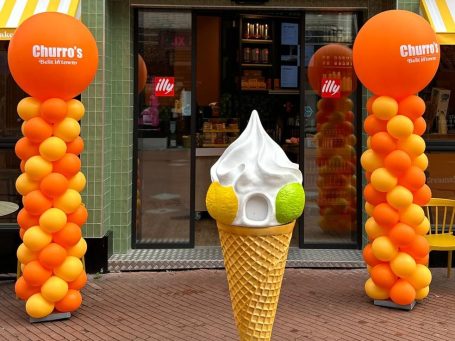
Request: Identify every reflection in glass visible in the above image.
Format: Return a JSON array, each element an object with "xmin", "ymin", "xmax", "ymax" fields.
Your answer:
[{"xmin": 135, "ymin": 11, "xmax": 192, "ymax": 245}]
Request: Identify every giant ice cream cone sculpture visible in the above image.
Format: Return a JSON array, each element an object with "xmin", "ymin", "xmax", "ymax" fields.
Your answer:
[{"xmin": 206, "ymin": 110, "xmax": 305, "ymax": 340}]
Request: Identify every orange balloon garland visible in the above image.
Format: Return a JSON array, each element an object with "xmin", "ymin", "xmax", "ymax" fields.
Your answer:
[{"xmin": 9, "ymin": 12, "xmax": 97, "ymax": 319}]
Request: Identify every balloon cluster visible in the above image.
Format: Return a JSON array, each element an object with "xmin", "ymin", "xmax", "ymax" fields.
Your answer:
[
  {"xmin": 315, "ymin": 97, "xmax": 357, "ymax": 234},
  {"xmin": 14, "ymin": 97, "xmax": 88, "ymax": 318},
  {"xmin": 361, "ymin": 95, "xmax": 432, "ymax": 305},
  {"xmin": 353, "ymin": 10, "xmax": 440, "ymax": 306}
]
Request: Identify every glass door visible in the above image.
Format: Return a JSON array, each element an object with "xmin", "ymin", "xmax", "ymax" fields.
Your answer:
[
  {"xmin": 134, "ymin": 11, "xmax": 193, "ymax": 247},
  {"xmin": 302, "ymin": 12, "xmax": 362, "ymax": 247}
]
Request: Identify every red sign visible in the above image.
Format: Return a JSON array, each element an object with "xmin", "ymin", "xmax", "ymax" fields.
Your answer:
[
  {"xmin": 154, "ymin": 77, "xmax": 175, "ymax": 96},
  {"xmin": 321, "ymin": 78, "xmax": 341, "ymax": 98}
]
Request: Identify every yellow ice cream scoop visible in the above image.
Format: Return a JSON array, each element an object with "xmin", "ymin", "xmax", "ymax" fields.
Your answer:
[{"xmin": 206, "ymin": 181, "xmax": 238, "ymax": 225}]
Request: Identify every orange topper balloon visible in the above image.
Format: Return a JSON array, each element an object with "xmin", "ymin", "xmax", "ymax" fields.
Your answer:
[
  {"xmin": 353, "ymin": 10, "xmax": 440, "ymax": 98},
  {"xmin": 8, "ymin": 12, "xmax": 98, "ymax": 100}
]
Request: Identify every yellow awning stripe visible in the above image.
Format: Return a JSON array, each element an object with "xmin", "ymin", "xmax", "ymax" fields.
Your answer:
[
  {"xmin": 0, "ymin": 0, "xmax": 80, "ymax": 40},
  {"xmin": 421, "ymin": 0, "xmax": 455, "ymax": 45}
]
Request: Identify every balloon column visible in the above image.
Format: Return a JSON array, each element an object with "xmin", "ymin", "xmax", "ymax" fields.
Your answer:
[
  {"xmin": 353, "ymin": 10, "xmax": 439, "ymax": 306},
  {"xmin": 308, "ymin": 44, "xmax": 357, "ymax": 235},
  {"xmin": 8, "ymin": 13, "xmax": 98, "ymax": 319}
]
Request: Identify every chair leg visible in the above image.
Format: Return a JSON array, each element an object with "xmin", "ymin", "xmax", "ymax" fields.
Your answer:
[{"xmin": 448, "ymin": 251, "xmax": 452, "ymax": 278}]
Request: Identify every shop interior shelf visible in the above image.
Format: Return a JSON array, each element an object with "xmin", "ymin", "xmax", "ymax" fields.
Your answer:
[
  {"xmin": 241, "ymin": 39, "xmax": 273, "ymax": 44},
  {"xmin": 202, "ymin": 144, "xmax": 230, "ymax": 147},
  {"xmin": 241, "ymin": 63, "xmax": 273, "ymax": 67},
  {"xmin": 240, "ymin": 88, "xmax": 268, "ymax": 92},
  {"xmin": 202, "ymin": 129, "xmax": 240, "ymax": 133},
  {"xmin": 268, "ymin": 89, "xmax": 299, "ymax": 95}
]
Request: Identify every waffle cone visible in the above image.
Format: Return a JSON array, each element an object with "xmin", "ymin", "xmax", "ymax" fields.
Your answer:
[{"xmin": 217, "ymin": 221, "xmax": 295, "ymax": 341}]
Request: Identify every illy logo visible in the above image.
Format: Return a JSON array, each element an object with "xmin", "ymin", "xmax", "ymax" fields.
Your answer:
[
  {"xmin": 154, "ymin": 77, "xmax": 175, "ymax": 96},
  {"xmin": 321, "ymin": 78, "xmax": 341, "ymax": 98}
]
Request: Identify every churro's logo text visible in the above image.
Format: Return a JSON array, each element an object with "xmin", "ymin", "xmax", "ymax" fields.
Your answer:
[
  {"xmin": 32, "ymin": 45, "xmax": 83, "ymax": 65},
  {"xmin": 399, "ymin": 42, "xmax": 439, "ymax": 64}
]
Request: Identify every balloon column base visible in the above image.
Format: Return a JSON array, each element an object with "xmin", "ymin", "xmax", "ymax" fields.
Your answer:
[
  {"xmin": 30, "ymin": 312, "xmax": 71, "ymax": 323},
  {"xmin": 374, "ymin": 300, "xmax": 416, "ymax": 311}
]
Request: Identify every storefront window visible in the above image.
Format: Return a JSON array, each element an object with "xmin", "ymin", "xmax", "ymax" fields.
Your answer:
[
  {"xmin": 303, "ymin": 12, "xmax": 360, "ymax": 246},
  {"xmin": 135, "ymin": 11, "xmax": 192, "ymax": 246},
  {"xmin": 0, "ymin": 41, "xmax": 23, "ymax": 225}
]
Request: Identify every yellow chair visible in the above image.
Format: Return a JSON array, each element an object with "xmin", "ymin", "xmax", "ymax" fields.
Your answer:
[{"xmin": 424, "ymin": 198, "xmax": 455, "ymax": 278}]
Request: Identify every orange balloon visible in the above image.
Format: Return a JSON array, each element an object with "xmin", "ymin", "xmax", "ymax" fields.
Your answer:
[
  {"xmin": 413, "ymin": 117, "xmax": 427, "ymax": 136},
  {"xmin": 40, "ymin": 173, "xmax": 69, "ymax": 198},
  {"xmin": 367, "ymin": 96, "xmax": 378, "ymax": 115},
  {"xmin": 40, "ymin": 98, "xmax": 67, "ymax": 123},
  {"xmin": 8, "ymin": 12, "xmax": 98, "ymax": 100},
  {"xmin": 416, "ymin": 254, "xmax": 430, "ymax": 266},
  {"xmin": 365, "ymin": 171, "xmax": 371, "ymax": 182},
  {"xmin": 388, "ymin": 223, "xmax": 416, "ymax": 246},
  {"xmin": 53, "ymin": 153, "xmax": 81, "ymax": 178},
  {"xmin": 401, "ymin": 235, "xmax": 430, "ymax": 259},
  {"xmin": 17, "ymin": 208, "xmax": 40, "ymax": 230},
  {"xmin": 364, "ymin": 115, "xmax": 388, "ymax": 135},
  {"xmin": 138, "ymin": 54, "xmax": 147, "ymax": 94},
  {"xmin": 413, "ymin": 184, "xmax": 432, "ymax": 206},
  {"xmin": 22, "ymin": 260, "xmax": 52, "ymax": 287},
  {"xmin": 371, "ymin": 263, "xmax": 397, "ymax": 289},
  {"xmin": 398, "ymin": 95, "xmax": 426, "ymax": 120},
  {"xmin": 23, "ymin": 117, "xmax": 52, "ymax": 143},
  {"xmin": 15, "ymin": 276, "xmax": 41, "ymax": 300},
  {"xmin": 363, "ymin": 243, "xmax": 382, "ymax": 267},
  {"xmin": 370, "ymin": 132, "xmax": 396, "ymax": 155},
  {"xmin": 68, "ymin": 271, "xmax": 87, "ymax": 290},
  {"xmin": 384, "ymin": 150, "xmax": 412, "ymax": 176},
  {"xmin": 15, "ymin": 137, "xmax": 39, "ymax": 161},
  {"xmin": 22, "ymin": 190, "xmax": 52, "ymax": 216},
  {"xmin": 308, "ymin": 44, "xmax": 356, "ymax": 97},
  {"xmin": 398, "ymin": 166, "xmax": 426, "ymax": 191},
  {"xmin": 67, "ymin": 205, "xmax": 88, "ymax": 226},
  {"xmin": 353, "ymin": 10, "xmax": 440, "ymax": 98},
  {"xmin": 20, "ymin": 160, "xmax": 26, "ymax": 173},
  {"xmin": 55, "ymin": 289, "xmax": 82, "ymax": 312},
  {"xmin": 38, "ymin": 243, "xmax": 67, "ymax": 269},
  {"xmin": 373, "ymin": 203, "xmax": 399, "ymax": 227},
  {"xmin": 390, "ymin": 279, "xmax": 416, "ymax": 305},
  {"xmin": 53, "ymin": 223, "xmax": 82, "ymax": 248},
  {"xmin": 364, "ymin": 184, "xmax": 387, "ymax": 205},
  {"xmin": 66, "ymin": 136, "xmax": 84, "ymax": 155}
]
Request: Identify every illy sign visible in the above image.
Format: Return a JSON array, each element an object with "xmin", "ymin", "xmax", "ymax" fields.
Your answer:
[
  {"xmin": 154, "ymin": 77, "xmax": 175, "ymax": 96},
  {"xmin": 321, "ymin": 78, "xmax": 341, "ymax": 98}
]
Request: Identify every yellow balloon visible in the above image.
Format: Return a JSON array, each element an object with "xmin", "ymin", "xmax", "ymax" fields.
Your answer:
[
  {"xmin": 24, "ymin": 155, "xmax": 52, "ymax": 181},
  {"xmin": 39, "ymin": 208, "xmax": 67, "ymax": 233},
  {"xmin": 17, "ymin": 97, "xmax": 41, "ymax": 121},
  {"xmin": 415, "ymin": 217, "xmax": 430, "ymax": 235},
  {"xmin": 390, "ymin": 252, "xmax": 417, "ymax": 277},
  {"xmin": 67, "ymin": 238, "xmax": 87, "ymax": 258},
  {"xmin": 361, "ymin": 149, "xmax": 383, "ymax": 172},
  {"xmin": 412, "ymin": 153, "xmax": 428, "ymax": 171},
  {"xmin": 21, "ymin": 121, "xmax": 26, "ymax": 136},
  {"xmin": 372, "ymin": 96, "xmax": 398, "ymax": 120},
  {"xmin": 15, "ymin": 173, "xmax": 40, "ymax": 196},
  {"xmin": 366, "ymin": 136, "xmax": 371, "ymax": 149},
  {"xmin": 400, "ymin": 204, "xmax": 425, "ymax": 227},
  {"xmin": 387, "ymin": 115, "xmax": 414, "ymax": 139},
  {"xmin": 53, "ymin": 118, "xmax": 80, "ymax": 142},
  {"xmin": 365, "ymin": 278, "xmax": 389, "ymax": 300},
  {"xmin": 397, "ymin": 134, "xmax": 425, "ymax": 157},
  {"xmin": 26, "ymin": 293, "xmax": 54, "ymax": 319},
  {"xmin": 386, "ymin": 186, "xmax": 413, "ymax": 209},
  {"xmin": 39, "ymin": 136, "xmax": 67, "ymax": 162},
  {"xmin": 66, "ymin": 99, "xmax": 85, "ymax": 121},
  {"xmin": 41, "ymin": 276, "xmax": 69, "ymax": 303},
  {"xmin": 68, "ymin": 172, "xmax": 86, "ymax": 192},
  {"xmin": 372, "ymin": 236, "xmax": 398, "ymax": 261},
  {"xmin": 365, "ymin": 202, "xmax": 375, "ymax": 217},
  {"xmin": 406, "ymin": 264, "xmax": 432, "ymax": 290},
  {"xmin": 17, "ymin": 243, "xmax": 37, "ymax": 265},
  {"xmin": 53, "ymin": 189, "xmax": 82, "ymax": 214},
  {"xmin": 371, "ymin": 168, "xmax": 397, "ymax": 192},
  {"xmin": 415, "ymin": 286, "xmax": 430, "ymax": 300},
  {"xmin": 54, "ymin": 256, "xmax": 84, "ymax": 282},
  {"xmin": 23, "ymin": 226, "xmax": 52, "ymax": 252},
  {"xmin": 365, "ymin": 217, "xmax": 386, "ymax": 239}
]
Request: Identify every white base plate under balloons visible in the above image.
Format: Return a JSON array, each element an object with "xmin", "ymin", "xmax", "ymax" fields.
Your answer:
[
  {"xmin": 374, "ymin": 299, "xmax": 416, "ymax": 311},
  {"xmin": 30, "ymin": 312, "xmax": 71, "ymax": 323}
]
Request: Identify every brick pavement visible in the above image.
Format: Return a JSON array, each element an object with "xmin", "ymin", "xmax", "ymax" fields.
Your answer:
[{"xmin": 0, "ymin": 268, "xmax": 454, "ymax": 341}]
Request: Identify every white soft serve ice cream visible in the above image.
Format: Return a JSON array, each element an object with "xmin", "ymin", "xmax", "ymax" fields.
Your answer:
[{"xmin": 209, "ymin": 110, "xmax": 304, "ymax": 227}]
